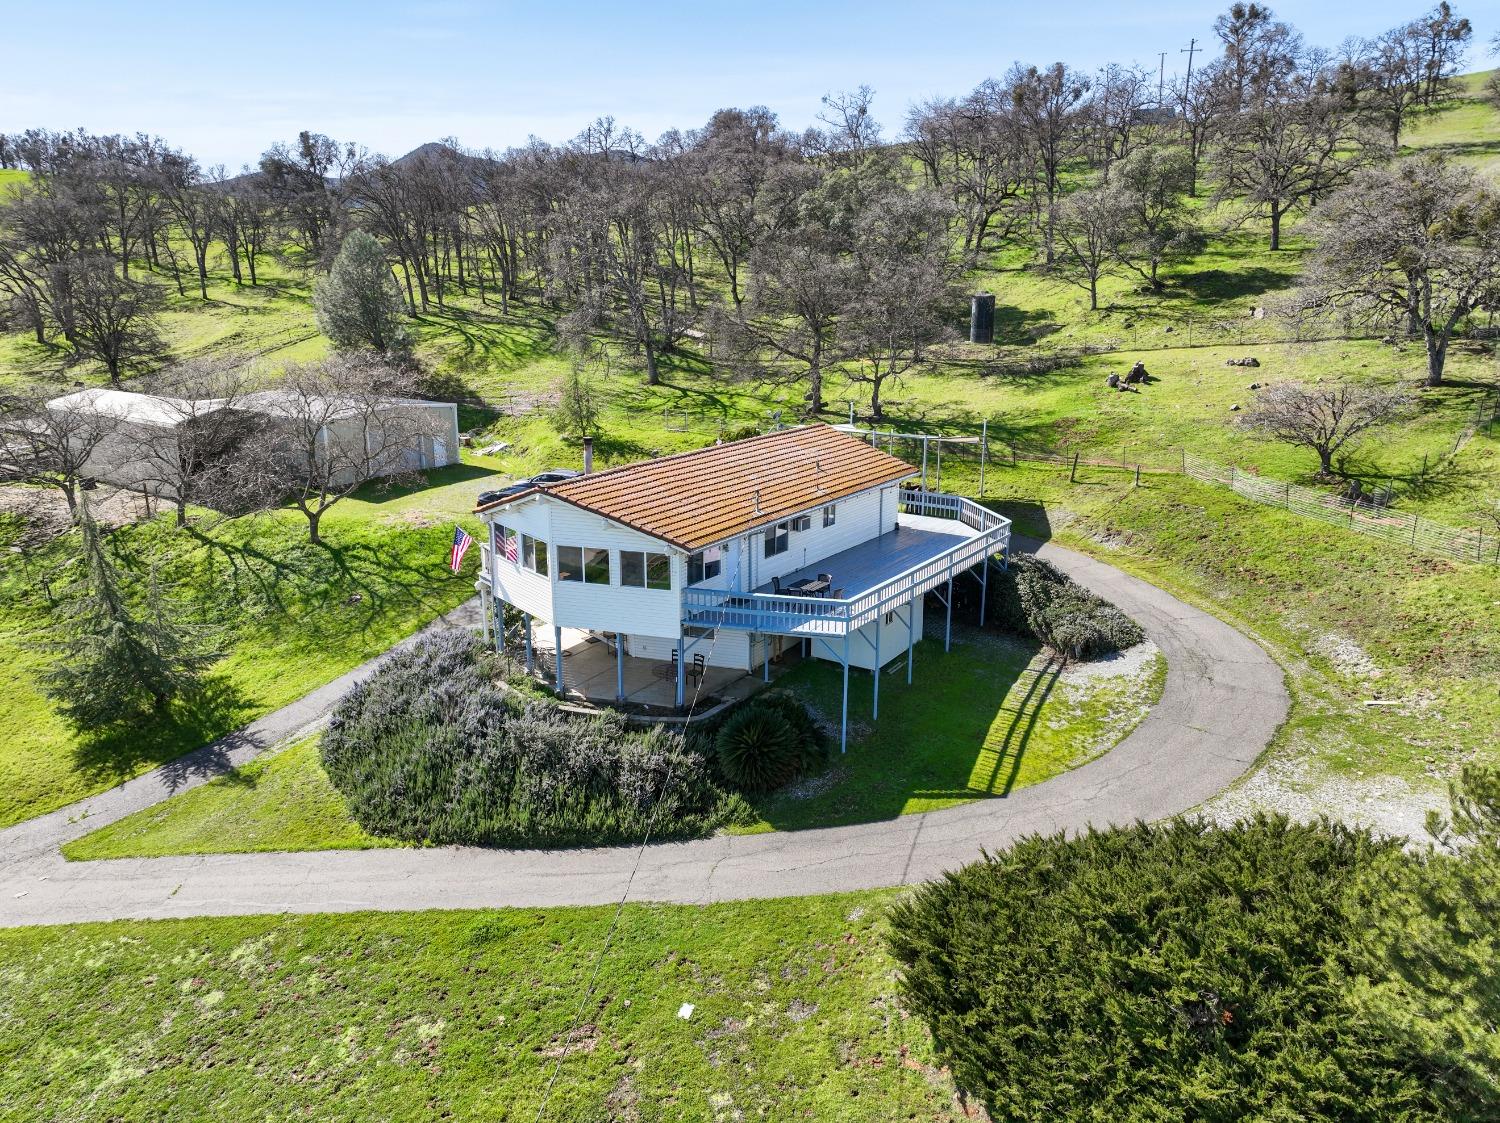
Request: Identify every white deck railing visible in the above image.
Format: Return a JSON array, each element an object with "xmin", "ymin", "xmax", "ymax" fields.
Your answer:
[{"xmin": 681, "ymin": 491, "xmax": 1010, "ymax": 637}]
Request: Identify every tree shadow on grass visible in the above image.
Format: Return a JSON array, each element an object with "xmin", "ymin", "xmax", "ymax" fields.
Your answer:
[
  {"xmin": 1173, "ymin": 266, "xmax": 1294, "ymax": 306},
  {"xmin": 69, "ymin": 672, "xmax": 257, "ymax": 794},
  {"xmin": 747, "ymin": 627, "xmax": 1054, "ymax": 831}
]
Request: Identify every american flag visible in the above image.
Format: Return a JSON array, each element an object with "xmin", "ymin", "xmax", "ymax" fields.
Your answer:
[
  {"xmin": 501, "ymin": 529, "xmax": 518, "ymax": 562},
  {"xmin": 449, "ymin": 525, "xmax": 474, "ymax": 572}
]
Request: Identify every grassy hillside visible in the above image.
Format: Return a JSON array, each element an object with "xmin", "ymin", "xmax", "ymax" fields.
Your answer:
[
  {"xmin": 0, "ymin": 466, "xmax": 493, "ymax": 828},
  {"xmin": 0, "ymin": 894, "xmax": 972, "ymax": 1122}
]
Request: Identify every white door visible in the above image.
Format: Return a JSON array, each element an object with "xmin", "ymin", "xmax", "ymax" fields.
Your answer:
[{"xmin": 431, "ymin": 438, "xmax": 447, "ymax": 467}]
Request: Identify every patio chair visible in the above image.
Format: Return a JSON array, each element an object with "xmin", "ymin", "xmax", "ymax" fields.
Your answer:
[
  {"xmin": 771, "ymin": 575, "xmax": 782, "ymax": 594},
  {"xmin": 689, "ymin": 653, "xmax": 706, "ymax": 683},
  {"xmin": 831, "ymin": 588, "xmax": 845, "ymax": 600}
]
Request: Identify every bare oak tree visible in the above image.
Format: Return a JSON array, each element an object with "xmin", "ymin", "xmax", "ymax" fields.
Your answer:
[
  {"xmin": 0, "ymin": 386, "xmax": 121, "ymax": 518},
  {"xmin": 241, "ymin": 355, "xmax": 444, "ymax": 544},
  {"xmin": 1297, "ymin": 154, "xmax": 1500, "ymax": 386},
  {"xmin": 1239, "ymin": 380, "xmax": 1413, "ymax": 476}
]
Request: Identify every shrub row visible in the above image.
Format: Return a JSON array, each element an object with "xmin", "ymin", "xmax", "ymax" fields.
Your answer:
[
  {"xmin": 887, "ymin": 816, "xmax": 1442, "ymax": 1121},
  {"xmin": 321, "ymin": 631, "xmax": 745, "ymax": 847},
  {"xmin": 988, "ymin": 553, "xmax": 1144, "ymax": 660}
]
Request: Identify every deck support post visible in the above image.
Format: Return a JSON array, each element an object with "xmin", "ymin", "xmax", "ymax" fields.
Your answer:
[
  {"xmin": 763, "ymin": 636, "xmax": 772, "ymax": 681},
  {"xmin": 840, "ymin": 632, "xmax": 851, "ymax": 754},
  {"xmin": 523, "ymin": 616, "xmax": 534, "ymax": 674},
  {"xmin": 675, "ymin": 630, "xmax": 687, "ymax": 710},
  {"xmin": 480, "ymin": 588, "xmax": 492, "ymax": 647},
  {"xmin": 615, "ymin": 633, "xmax": 626, "ymax": 703},
  {"xmin": 553, "ymin": 625, "xmax": 564, "ymax": 695},
  {"xmin": 872, "ymin": 614, "xmax": 881, "ymax": 721},
  {"xmin": 979, "ymin": 552, "xmax": 990, "ymax": 624},
  {"xmin": 906, "ymin": 601, "xmax": 915, "ymax": 684},
  {"xmin": 945, "ymin": 574, "xmax": 954, "ymax": 653},
  {"xmin": 920, "ymin": 437, "xmax": 929, "ymax": 491}
]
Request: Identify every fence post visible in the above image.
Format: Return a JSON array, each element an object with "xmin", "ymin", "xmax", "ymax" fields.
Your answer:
[
  {"xmin": 1069, "ymin": 451, "xmax": 1079, "ymax": 483},
  {"xmin": 1285, "ymin": 482, "xmax": 1291, "ymax": 509},
  {"xmin": 1134, "ymin": 464, "xmax": 1141, "ymax": 487},
  {"xmin": 1181, "ymin": 447, "xmax": 1187, "ymax": 475},
  {"xmin": 1229, "ymin": 464, "xmax": 1235, "ymax": 490},
  {"xmin": 1011, "ymin": 444, "xmax": 1017, "ymax": 467},
  {"xmin": 1410, "ymin": 513, "xmax": 1418, "ymax": 551},
  {"xmin": 979, "ymin": 418, "xmax": 987, "ymax": 497}
]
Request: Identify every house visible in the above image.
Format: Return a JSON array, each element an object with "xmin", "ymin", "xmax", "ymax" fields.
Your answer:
[
  {"xmin": 45, "ymin": 386, "xmax": 460, "ymax": 494},
  {"xmin": 474, "ymin": 424, "xmax": 1011, "ymax": 750}
]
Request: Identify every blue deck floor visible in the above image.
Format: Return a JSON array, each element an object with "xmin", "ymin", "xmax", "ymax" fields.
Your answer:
[{"xmin": 753, "ymin": 513, "xmax": 979, "ymax": 599}]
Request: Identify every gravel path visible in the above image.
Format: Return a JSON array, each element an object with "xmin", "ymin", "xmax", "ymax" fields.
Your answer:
[{"xmin": 0, "ymin": 541, "xmax": 1288, "ymax": 927}]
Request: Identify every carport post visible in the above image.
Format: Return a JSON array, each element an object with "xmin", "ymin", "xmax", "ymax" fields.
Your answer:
[
  {"xmin": 523, "ymin": 616, "xmax": 534, "ymax": 674},
  {"xmin": 872, "ymin": 614, "xmax": 881, "ymax": 721},
  {"xmin": 615, "ymin": 633, "xmax": 625, "ymax": 703},
  {"xmin": 553, "ymin": 625, "xmax": 564, "ymax": 695},
  {"xmin": 675, "ymin": 630, "xmax": 686, "ymax": 709}
]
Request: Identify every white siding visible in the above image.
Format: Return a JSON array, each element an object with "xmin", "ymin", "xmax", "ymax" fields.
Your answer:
[
  {"xmin": 739, "ymin": 484, "xmax": 891, "ymax": 591},
  {"xmin": 811, "ymin": 599, "xmax": 923, "ymax": 671},
  {"xmin": 488, "ymin": 496, "xmax": 554, "ymax": 621}
]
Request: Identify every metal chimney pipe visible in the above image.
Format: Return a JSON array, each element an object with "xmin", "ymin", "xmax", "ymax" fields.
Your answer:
[{"xmin": 582, "ymin": 437, "xmax": 594, "ymax": 475}]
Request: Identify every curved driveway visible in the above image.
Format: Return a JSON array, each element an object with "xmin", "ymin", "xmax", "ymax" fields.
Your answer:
[{"xmin": 0, "ymin": 541, "xmax": 1288, "ymax": 928}]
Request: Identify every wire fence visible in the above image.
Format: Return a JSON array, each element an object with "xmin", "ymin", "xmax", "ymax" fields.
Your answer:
[{"xmin": 843, "ymin": 425, "xmax": 1499, "ymax": 567}]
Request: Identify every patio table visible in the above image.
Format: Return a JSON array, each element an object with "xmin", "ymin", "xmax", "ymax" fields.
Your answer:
[{"xmin": 792, "ymin": 578, "xmax": 830, "ymax": 596}]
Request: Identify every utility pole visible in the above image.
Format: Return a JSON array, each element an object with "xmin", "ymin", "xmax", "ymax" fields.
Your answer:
[
  {"xmin": 1157, "ymin": 52, "xmax": 1167, "ymax": 107},
  {"xmin": 1180, "ymin": 37, "xmax": 1200, "ymax": 102}
]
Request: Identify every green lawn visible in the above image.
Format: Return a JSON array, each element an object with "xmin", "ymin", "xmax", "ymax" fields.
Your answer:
[
  {"xmin": 0, "ymin": 893, "xmax": 972, "ymax": 1122},
  {"xmin": 64, "ymin": 629, "xmax": 1164, "ymax": 858},
  {"xmin": 62, "ymin": 737, "xmax": 395, "ymax": 859},
  {"xmin": 977, "ymin": 463, "xmax": 1500, "ymax": 796},
  {"xmin": 743, "ymin": 630, "xmax": 1165, "ymax": 832},
  {"xmin": 0, "ymin": 463, "xmax": 499, "ymax": 829}
]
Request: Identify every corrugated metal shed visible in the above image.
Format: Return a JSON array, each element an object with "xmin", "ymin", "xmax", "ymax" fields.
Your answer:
[{"xmin": 477, "ymin": 424, "xmax": 915, "ymax": 550}]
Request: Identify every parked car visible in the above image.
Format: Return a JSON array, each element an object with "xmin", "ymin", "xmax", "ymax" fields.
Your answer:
[{"xmin": 477, "ymin": 468, "xmax": 581, "ymax": 507}]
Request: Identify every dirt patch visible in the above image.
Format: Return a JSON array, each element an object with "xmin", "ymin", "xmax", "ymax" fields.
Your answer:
[
  {"xmin": 1311, "ymin": 633, "xmax": 1382, "ymax": 682},
  {"xmin": 0, "ymin": 484, "xmax": 149, "ymax": 543},
  {"xmin": 1059, "ymin": 641, "xmax": 1160, "ymax": 685},
  {"xmin": 1202, "ymin": 753, "xmax": 1444, "ymax": 841},
  {"xmin": 536, "ymin": 1023, "xmax": 599, "ymax": 1058},
  {"xmin": 780, "ymin": 767, "xmax": 849, "ymax": 801}
]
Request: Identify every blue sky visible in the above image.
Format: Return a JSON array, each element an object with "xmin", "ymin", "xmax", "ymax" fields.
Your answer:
[{"xmin": 6, "ymin": 1, "xmax": 1492, "ymax": 168}]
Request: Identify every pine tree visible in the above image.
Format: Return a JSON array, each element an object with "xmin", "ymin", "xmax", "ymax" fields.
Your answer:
[
  {"xmin": 313, "ymin": 230, "xmax": 412, "ymax": 354},
  {"xmin": 40, "ymin": 504, "xmax": 217, "ymax": 727}
]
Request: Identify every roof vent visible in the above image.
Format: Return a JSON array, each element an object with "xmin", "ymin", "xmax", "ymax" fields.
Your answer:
[{"xmin": 753, "ymin": 488, "xmax": 761, "ymax": 514}]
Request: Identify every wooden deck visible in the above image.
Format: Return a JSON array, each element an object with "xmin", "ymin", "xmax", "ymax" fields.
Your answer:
[{"xmin": 753, "ymin": 513, "xmax": 977, "ymax": 600}]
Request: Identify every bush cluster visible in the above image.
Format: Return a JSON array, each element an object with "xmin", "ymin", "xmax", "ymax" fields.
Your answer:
[
  {"xmin": 988, "ymin": 554, "xmax": 1144, "ymax": 660},
  {"xmin": 887, "ymin": 816, "xmax": 1443, "ymax": 1121},
  {"xmin": 320, "ymin": 631, "xmax": 743, "ymax": 847},
  {"xmin": 710, "ymin": 692, "xmax": 826, "ymax": 793}
]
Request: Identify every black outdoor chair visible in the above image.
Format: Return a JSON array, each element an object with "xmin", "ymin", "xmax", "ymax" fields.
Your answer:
[
  {"xmin": 771, "ymin": 576, "xmax": 782, "ymax": 594},
  {"xmin": 689, "ymin": 653, "xmax": 706, "ymax": 683}
]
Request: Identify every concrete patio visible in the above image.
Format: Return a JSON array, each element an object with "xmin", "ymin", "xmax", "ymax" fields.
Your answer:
[{"xmin": 529, "ymin": 627, "xmax": 766, "ymax": 710}]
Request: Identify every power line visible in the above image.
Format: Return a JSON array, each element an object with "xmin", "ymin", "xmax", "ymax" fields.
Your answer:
[{"xmin": 532, "ymin": 610, "xmax": 730, "ymax": 1122}]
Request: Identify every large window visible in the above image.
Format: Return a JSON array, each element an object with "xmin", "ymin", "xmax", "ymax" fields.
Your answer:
[
  {"xmin": 688, "ymin": 546, "xmax": 723, "ymax": 585},
  {"xmin": 763, "ymin": 522, "xmax": 790, "ymax": 558},
  {"xmin": 522, "ymin": 534, "xmax": 547, "ymax": 577},
  {"xmin": 496, "ymin": 524, "xmax": 520, "ymax": 563},
  {"xmin": 823, "ymin": 504, "xmax": 837, "ymax": 528},
  {"xmin": 621, "ymin": 550, "xmax": 672, "ymax": 590},
  {"xmin": 557, "ymin": 545, "xmax": 610, "ymax": 584}
]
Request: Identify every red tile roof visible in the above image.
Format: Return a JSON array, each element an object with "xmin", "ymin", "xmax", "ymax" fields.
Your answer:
[{"xmin": 476, "ymin": 424, "xmax": 915, "ymax": 550}]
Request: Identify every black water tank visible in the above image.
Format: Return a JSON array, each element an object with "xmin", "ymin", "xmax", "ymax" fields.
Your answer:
[{"xmin": 970, "ymin": 292, "xmax": 995, "ymax": 344}]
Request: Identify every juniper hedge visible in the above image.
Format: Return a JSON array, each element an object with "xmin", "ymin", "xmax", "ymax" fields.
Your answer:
[
  {"xmin": 320, "ymin": 631, "xmax": 744, "ymax": 847},
  {"xmin": 988, "ymin": 553, "xmax": 1144, "ymax": 660},
  {"xmin": 886, "ymin": 816, "xmax": 1445, "ymax": 1122}
]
